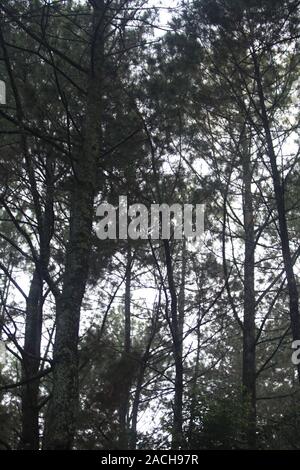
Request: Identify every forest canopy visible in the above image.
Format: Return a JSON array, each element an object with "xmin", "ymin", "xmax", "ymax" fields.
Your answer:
[{"xmin": 0, "ymin": 0, "xmax": 300, "ymax": 451}]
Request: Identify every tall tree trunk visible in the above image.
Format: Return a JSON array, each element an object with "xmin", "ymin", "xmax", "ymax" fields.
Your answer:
[
  {"xmin": 241, "ymin": 136, "xmax": 256, "ymax": 449},
  {"xmin": 0, "ymin": 16, "xmax": 55, "ymax": 450},
  {"xmin": 178, "ymin": 239, "xmax": 186, "ymax": 356},
  {"xmin": 20, "ymin": 270, "xmax": 43, "ymax": 450},
  {"xmin": 118, "ymin": 245, "xmax": 132, "ymax": 449},
  {"xmin": 130, "ymin": 309, "xmax": 158, "ymax": 450},
  {"xmin": 20, "ymin": 157, "xmax": 54, "ymax": 450},
  {"xmin": 43, "ymin": 1, "xmax": 104, "ymax": 450},
  {"xmin": 163, "ymin": 240, "xmax": 183, "ymax": 449},
  {"xmin": 187, "ymin": 322, "xmax": 201, "ymax": 448},
  {"xmin": 252, "ymin": 50, "xmax": 300, "ymax": 382},
  {"xmin": 129, "ymin": 365, "xmax": 144, "ymax": 450}
]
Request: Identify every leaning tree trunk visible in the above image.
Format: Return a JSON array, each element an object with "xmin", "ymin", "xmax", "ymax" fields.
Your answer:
[
  {"xmin": 252, "ymin": 50, "xmax": 300, "ymax": 382},
  {"xmin": 43, "ymin": 1, "xmax": 104, "ymax": 450},
  {"xmin": 241, "ymin": 136, "xmax": 256, "ymax": 449}
]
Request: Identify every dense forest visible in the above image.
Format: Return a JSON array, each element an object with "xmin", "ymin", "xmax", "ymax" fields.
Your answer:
[{"xmin": 0, "ymin": 0, "xmax": 299, "ymax": 451}]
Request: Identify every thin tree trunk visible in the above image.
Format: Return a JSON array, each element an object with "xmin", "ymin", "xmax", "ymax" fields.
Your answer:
[
  {"xmin": 43, "ymin": 1, "xmax": 104, "ymax": 449},
  {"xmin": 0, "ymin": 253, "xmax": 13, "ymax": 338},
  {"xmin": 178, "ymin": 239, "xmax": 186, "ymax": 356},
  {"xmin": 241, "ymin": 136, "xmax": 256, "ymax": 449},
  {"xmin": 187, "ymin": 324, "xmax": 201, "ymax": 448},
  {"xmin": 129, "ymin": 352, "xmax": 148, "ymax": 450},
  {"xmin": 252, "ymin": 50, "xmax": 300, "ymax": 382},
  {"xmin": 130, "ymin": 309, "xmax": 158, "ymax": 450},
  {"xmin": 20, "ymin": 157, "xmax": 54, "ymax": 450},
  {"xmin": 118, "ymin": 245, "xmax": 132, "ymax": 449},
  {"xmin": 20, "ymin": 269, "xmax": 43, "ymax": 450},
  {"xmin": 163, "ymin": 240, "xmax": 183, "ymax": 449}
]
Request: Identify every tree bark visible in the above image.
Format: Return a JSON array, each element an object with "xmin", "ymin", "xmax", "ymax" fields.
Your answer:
[
  {"xmin": 20, "ymin": 157, "xmax": 54, "ymax": 450},
  {"xmin": 20, "ymin": 269, "xmax": 43, "ymax": 450},
  {"xmin": 163, "ymin": 240, "xmax": 184, "ymax": 449},
  {"xmin": 241, "ymin": 135, "xmax": 256, "ymax": 449},
  {"xmin": 43, "ymin": 1, "xmax": 104, "ymax": 450},
  {"xmin": 118, "ymin": 245, "xmax": 132, "ymax": 449}
]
